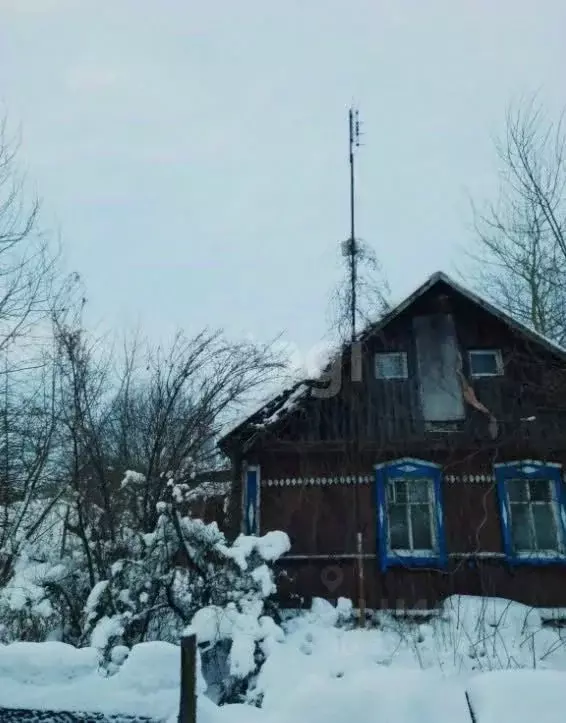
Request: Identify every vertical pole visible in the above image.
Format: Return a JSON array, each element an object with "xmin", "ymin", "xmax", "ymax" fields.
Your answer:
[
  {"xmin": 357, "ymin": 531, "xmax": 366, "ymax": 628},
  {"xmin": 348, "ymin": 108, "xmax": 365, "ymax": 626},
  {"xmin": 349, "ymin": 108, "xmax": 357, "ymax": 343},
  {"xmin": 179, "ymin": 633, "xmax": 196, "ymax": 723}
]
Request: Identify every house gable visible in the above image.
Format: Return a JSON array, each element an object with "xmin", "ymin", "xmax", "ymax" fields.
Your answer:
[{"xmin": 220, "ymin": 272, "xmax": 566, "ymax": 456}]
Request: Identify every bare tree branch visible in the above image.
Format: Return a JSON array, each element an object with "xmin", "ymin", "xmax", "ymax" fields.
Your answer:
[{"xmin": 470, "ymin": 96, "xmax": 566, "ymax": 345}]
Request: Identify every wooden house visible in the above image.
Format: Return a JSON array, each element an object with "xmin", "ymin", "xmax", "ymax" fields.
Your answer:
[{"xmin": 219, "ymin": 272, "xmax": 566, "ymax": 610}]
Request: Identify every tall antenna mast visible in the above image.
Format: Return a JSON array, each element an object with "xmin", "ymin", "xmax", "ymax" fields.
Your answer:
[
  {"xmin": 347, "ymin": 107, "xmax": 361, "ymax": 342},
  {"xmin": 344, "ymin": 106, "xmax": 366, "ymax": 627}
]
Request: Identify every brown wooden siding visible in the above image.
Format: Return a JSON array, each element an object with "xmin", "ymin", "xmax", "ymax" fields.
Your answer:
[
  {"xmin": 261, "ymin": 479, "xmax": 504, "ymax": 559},
  {"xmin": 262, "ymin": 483, "xmax": 375, "ymax": 555},
  {"xmin": 276, "ymin": 558, "xmax": 566, "ymax": 609},
  {"xmin": 259, "ymin": 459, "xmax": 566, "ymax": 608}
]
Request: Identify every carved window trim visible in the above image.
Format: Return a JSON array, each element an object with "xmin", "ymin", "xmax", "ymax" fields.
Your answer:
[
  {"xmin": 375, "ymin": 458, "xmax": 447, "ymax": 571},
  {"xmin": 495, "ymin": 460, "xmax": 566, "ymax": 565}
]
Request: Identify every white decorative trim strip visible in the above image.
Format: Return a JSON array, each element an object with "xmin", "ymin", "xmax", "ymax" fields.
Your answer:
[
  {"xmin": 262, "ymin": 475, "xmax": 372, "ymax": 487},
  {"xmin": 446, "ymin": 474, "xmax": 495, "ymax": 483},
  {"xmin": 262, "ymin": 474, "xmax": 497, "ymax": 487},
  {"xmin": 284, "ymin": 553, "xmax": 376, "ymax": 561}
]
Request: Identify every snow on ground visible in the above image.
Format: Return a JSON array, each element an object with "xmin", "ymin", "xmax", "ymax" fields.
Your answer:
[
  {"xmin": 467, "ymin": 669, "xmax": 566, "ymax": 723},
  {"xmin": 1, "ymin": 596, "xmax": 566, "ymax": 722},
  {"xmin": 268, "ymin": 669, "xmax": 469, "ymax": 723},
  {"xmin": 0, "ymin": 641, "xmax": 182, "ymax": 720},
  {"xmin": 256, "ymin": 593, "xmax": 566, "ymax": 710},
  {"xmin": 251, "ymin": 595, "xmax": 566, "ymax": 722}
]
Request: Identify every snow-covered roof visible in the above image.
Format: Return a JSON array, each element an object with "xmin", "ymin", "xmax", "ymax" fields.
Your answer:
[
  {"xmin": 186, "ymin": 479, "xmax": 231, "ymax": 502},
  {"xmin": 219, "ymin": 380, "xmax": 316, "ymax": 452},
  {"xmin": 219, "ymin": 271, "xmax": 566, "ymax": 450}
]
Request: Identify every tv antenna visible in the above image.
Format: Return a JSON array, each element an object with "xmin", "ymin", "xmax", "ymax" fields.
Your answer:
[{"xmin": 342, "ymin": 107, "xmax": 362, "ymax": 343}]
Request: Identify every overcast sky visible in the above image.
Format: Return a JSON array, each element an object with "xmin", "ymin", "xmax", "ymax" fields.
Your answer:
[{"xmin": 0, "ymin": 0, "xmax": 564, "ymax": 366}]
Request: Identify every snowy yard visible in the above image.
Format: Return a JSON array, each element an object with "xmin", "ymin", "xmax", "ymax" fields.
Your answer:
[{"xmin": 1, "ymin": 595, "xmax": 566, "ymax": 722}]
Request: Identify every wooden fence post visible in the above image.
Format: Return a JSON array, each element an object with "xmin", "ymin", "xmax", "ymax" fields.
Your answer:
[
  {"xmin": 179, "ymin": 632, "xmax": 197, "ymax": 723},
  {"xmin": 465, "ymin": 691, "xmax": 477, "ymax": 723}
]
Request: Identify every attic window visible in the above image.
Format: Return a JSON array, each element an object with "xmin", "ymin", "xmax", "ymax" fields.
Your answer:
[
  {"xmin": 375, "ymin": 352, "xmax": 408, "ymax": 380},
  {"xmin": 469, "ymin": 349, "xmax": 503, "ymax": 378}
]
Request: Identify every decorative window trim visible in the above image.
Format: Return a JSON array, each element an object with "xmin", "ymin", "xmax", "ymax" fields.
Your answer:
[
  {"xmin": 468, "ymin": 349, "xmax": 503, "ymax": 378},
  {"xmin": 494, "ymin": 460, "xmax": 566, "ymax": 566},
  {"xmin": 374, "ymin": 351, "xmax": 408, "ymax": 380},
  {"xmin": 375, "ymin": 458, "xmax": 447, "ymax": 571},
  {"xmin": 242, "ymin": 464, "xmax": 260, "ymax": 535}
]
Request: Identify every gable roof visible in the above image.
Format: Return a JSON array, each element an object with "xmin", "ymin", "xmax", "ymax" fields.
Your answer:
[
  {"xmin": 360, "ymin": 271, "xmax": 566, "ymax": 359},
  {"xmin": 219, "ymin": 271, "xmax": 566, "ymax": 453}
]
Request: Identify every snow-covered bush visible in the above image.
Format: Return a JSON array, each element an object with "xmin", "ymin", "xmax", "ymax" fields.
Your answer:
[
  {"xmin": 188, "ymin": 530, "xmax": 290, "ymax": 703},
  {"xmin": 0, "ymin": 473, "xmax": 290, "ymax": 689}
]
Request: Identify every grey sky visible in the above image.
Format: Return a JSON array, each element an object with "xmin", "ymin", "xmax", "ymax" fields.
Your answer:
[{"xmin": 0, "ymin": 0, "xmax": 564, "ymax": 368}]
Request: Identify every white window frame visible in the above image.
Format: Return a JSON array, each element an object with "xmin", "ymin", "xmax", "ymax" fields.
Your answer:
[
  {"xmin": 375, "ymin": 351, "xmax": 408, "ymax": 380},
  {"xmin": 386, "ymin": 476, "xmax": 437, "ymax": 556},
  {"xmin": 468, "ymin": 349, "xmax": 503, "ymax": 378},
  {"xmin": 506, "ymin": 478, "xmax": 564, "ymax": 557}
]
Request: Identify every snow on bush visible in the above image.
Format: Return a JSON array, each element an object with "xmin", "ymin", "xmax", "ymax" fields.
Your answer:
[
  {"xmin": 188, "ymin": 531, "xmax": 288, "ymax": 700},
  {"xmin": 0, "ymin": 469, "xmax": 290, "ymax": 689},
  {"xmin": 0, "ymin": 551, "xmax": 69, "ymax": 642}
]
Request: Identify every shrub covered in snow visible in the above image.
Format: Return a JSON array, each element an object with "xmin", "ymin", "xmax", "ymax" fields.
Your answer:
[
  {"xmin": 0, "ymin": 472, "xmax": 290, "ymax": 681},
  {"xmin": 187, "ymin": 531, "xmax": 289, "ymax": 703}
]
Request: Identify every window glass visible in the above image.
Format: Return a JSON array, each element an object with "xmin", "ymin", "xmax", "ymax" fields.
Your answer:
[
  {"xmin": 408, "ymin": 480, "xmax": 429, "ymax": 503},
  {"xmin": 411, "ymin": 505, "xmax": 433, "ymax": 549},
  {"xmin": 507, "ymin": 479, "xmax": 527, "ymax": 502},
  {"xmin": 394, "ymin": 480, "xmax": 407, "ymax": 503},
  {"xmin": 375, "ymin": 352, "xmax": 408, "ymax": 380},
  {"xmin": 387, "ymin": 477, "xmax": 434, "ymax": 552},
  {"xmin": 389, "ymin": 504, "xmax": 410, "ymax": 549},
  {"xmin": 507, "ymin": 478, "xmax": 561, "ymax": 554},
  {"xmin": 510, "ymin": 504, "xmax": 532, "ymax": 550},
  {"xmin": 532, "ymin": 506, "xmax": 558, "ymax": 550},
  {"xmin": 469, "ymin": 350, "xmax": 502, "ymax": 377},
  {"xmin": 529, "ymin": 480, "xmax": 552, "ymax": 502}
]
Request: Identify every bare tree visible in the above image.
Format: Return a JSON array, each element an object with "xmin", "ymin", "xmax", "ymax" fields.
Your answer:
[
  {"xmin": 52, "ymin": 315, "xmax": 283, "ymax": 543},
  {"xmin": 0, "ymin": 114, "xmax": 67, "ymax": 589},
  {"xmin": 0, "ymin": 349, "xmax": 62, "ymax": 588},
  {"xmin": 471, "ymin": 97, "xmax": 566, "ymax": 344},
  {"xmin": 330, "ymin": 239, "xmax": 391, "ymax": 342},
  {"xmin": 0, "ymin": 116, "xmax": 56, "ymax": 356}
]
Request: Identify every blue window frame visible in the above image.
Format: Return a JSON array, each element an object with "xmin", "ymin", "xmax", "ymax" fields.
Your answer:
[
  {"xmin": 495, "ymin": 460, "xmax": 566, "ymax": 565},
  {"xmin": 243, "ymin": 465, "xmax": 260, "ymax": 535},
  {"xmin": 375, "ymin": 458, "xmax": 447, "ymax": 571}
]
